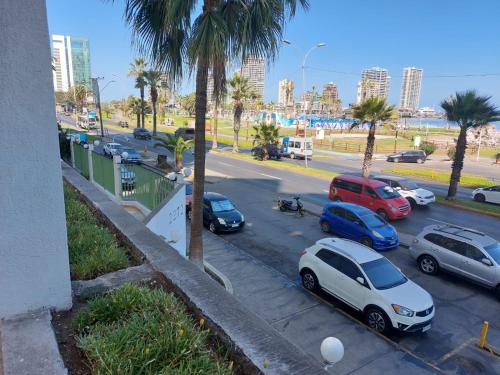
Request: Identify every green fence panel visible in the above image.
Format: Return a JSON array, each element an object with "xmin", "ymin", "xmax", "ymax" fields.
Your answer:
[
  {"xmin": 121, "ymin": 164, "xmax": 175, "ymax": 210},
  {"xmin": 73, "ymin": 144, "xmax": 89, "ymax": 179},
  {"xmin": 92, "ymin": 152, "xmax": 115, "ymax": 195}
]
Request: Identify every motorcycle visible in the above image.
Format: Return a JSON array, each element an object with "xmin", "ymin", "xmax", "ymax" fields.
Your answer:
[{"xmin": 277, "ymin": 196, "xmax": 305, "ymax": 216}]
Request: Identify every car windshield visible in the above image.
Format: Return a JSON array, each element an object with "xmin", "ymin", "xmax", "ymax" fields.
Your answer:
[
  {"xmin": 361, "ymin": 258, "xmax": 407, "ymax": 290},
  {"xmin": 111, "ymin": 145, "xmax": 122, "ymax": 149},
  {"xmin": 123, "ymin": 148, "xmax": 137, "ymax": 154},
  {"xmin": 484, "ymin": 243, "xmax": 500, "ymax": 265},
  {"xmin": 361, "ymin": 213, "xmax": 387, "ymax": 228},
  {"xmin": 399, "ymin": 180, "xmax": 419, "ymax": 190},
  {"xmin": 211, "ymin": 199, "xmax": 235, "ymax": 212},
  {"xmin": 185, "ymin": 184, "xmax": 193, "ymax": 195},
  {"xmin": 375, "ymin": 186, "xmax": 401, "ymax": 199}
]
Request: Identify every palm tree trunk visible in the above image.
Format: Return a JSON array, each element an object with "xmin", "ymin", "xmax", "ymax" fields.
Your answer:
[
  {"xmin": 176, "ymin": 148, "xmax": 183, "ymax": 169},
  {"xmin": 140, "ymin": 86, "xmax": 145, "ymax": 128},
  {"xmin": 212, "ymin": 105, "xmax": 218, "ymax": 149},
  {"xmin": 136, "ymin": 113, "xmax": 140, "ymax": 128},
  {"xmin": 361, "ymin": 121, "xmax": 376, "ymax": 178},
  {"xmin": 447, "ymin": 126, "xmax": 467, "ymax": 199},
  {"xmin": 233, "ymin": 104, "xmax": 242, "ymax": 153},
  {"xmin": 189, "ymin": 57, "xmax": 209, "ymax": 269},
  {"xmin": 152, "ymin": 100, "xmax": 157, "ymax": 136}
]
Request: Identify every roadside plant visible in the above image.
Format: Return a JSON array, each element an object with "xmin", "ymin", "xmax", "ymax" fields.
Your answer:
[
  {"xmin": 252, "ymin": 123, "xmax": 280, "ymax": 160},
  {"xmin": 441, "ymin": 90, "xmax": 500, "ymax": 199},
  {"xmin": 123, "ymin": 0, "xmax": 309, "ymax": 268},
  {"xmin": 447, "ymin": 146, "xmax": 456, "ymax": 161},
  {"xmin": 351, "ymin": 97, "xmax": 396, "ymax": 177},
  {"xmin": 495, "ymin": 152, "xmax": 500, "ymax": 164},
  {"xmin": 128, "ymin": 58, "xmax": 147, "ymax": 128},
  {"xmin": 229, "ymin": 74, "xmax": 256, "ymax": 153},
  {"xmin": 419, "ymin": 141, "xmax": 437, "ymax": 156},
  {"xmin": 154, "ymin": 135, "xmax": 193, "ymax": 169}
]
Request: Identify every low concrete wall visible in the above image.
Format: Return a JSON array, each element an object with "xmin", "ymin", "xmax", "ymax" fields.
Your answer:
[{"xmin": 62, "ymin": 162, "xmax": 327, "ymax": 375}]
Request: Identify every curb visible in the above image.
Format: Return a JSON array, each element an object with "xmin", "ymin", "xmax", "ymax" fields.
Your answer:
[
  {"xmin": 435, "ymin": 199, "xmax": 500, "ymax": 219},
  {"xmin": 204, "ymin": 261, "xmax": 234, "ymax": 295}
]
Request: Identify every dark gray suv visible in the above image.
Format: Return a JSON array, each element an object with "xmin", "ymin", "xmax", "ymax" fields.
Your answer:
[{"xmin": 410, "ymin": 224, "xmax": 500, "ymax": 300}]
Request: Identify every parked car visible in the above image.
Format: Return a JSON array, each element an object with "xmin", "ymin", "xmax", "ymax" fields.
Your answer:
[
  {"xmin": 410, "ymin": 224, "xmax": 500, "ymax": 300},
  {"xmin": 280, "ymin": 136, "xmax": 313, "ymax": 159},
  {"xmin": 203, "ymin": 192, "xmax": 244, "ymax": 233},
  {"xmin": 251, "ymin": 144, "xmax": 281, "ymax": 160},
  {"xmin": 120, "ymin": 165, "xmax": 135, "ymax": 188},
  {"xmin": 373, "ymin": 175, "xmax": 435, "ymax": 208},
  {"xmin": 119, "ymin": 120, "xmax": 129, "ymax": 128},
  {"xmin": 387, "ymin": 150, "xmax": 426, "ymax": 163},
  {"xmin": 103, "ymin": 142, "xmax": 123, "ymax": 157},
  {"xmin": 185, "ymin": 182, "xmax": 193, "ymax": 219},
  {"xmin": 69, "ymin": 132, "xmax": 88, "ymax": 144},
  {"xmin": 320, "ymin": 202, "xmax": 399, "ymax": 251},
  {"xmin": 299, "ymin": 238, "xmax": 434, "ymax": 333},
  {"xmin": 133, "ymin": 128, "xmax": 152, "ymax": 140},
  {"xmin": 175, "ymin": 127, "xmax": 195, "ymax": 140},
  {"xmin": 329, "ymin": 175, "xmax": 411, "ymax": 220},
  {"xmin": 121, "ymin": 147, "xmax": 142, "ymax": 164},
  {"xmin": 472, "ymin": 185, "xmax": 500, "ymax": 204}
]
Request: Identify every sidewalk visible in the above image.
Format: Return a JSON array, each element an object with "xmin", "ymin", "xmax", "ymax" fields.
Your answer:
[{"xmin": 203, "ymin": 231, "xmax": 438, "ymax": 375}]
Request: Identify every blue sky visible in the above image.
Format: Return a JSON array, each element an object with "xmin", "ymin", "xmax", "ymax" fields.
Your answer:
[{"xmin": 47, "ymin": 0, "xmax": 500, "ymax": 108}]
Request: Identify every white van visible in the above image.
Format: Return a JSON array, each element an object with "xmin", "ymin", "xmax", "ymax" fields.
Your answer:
[{"xmin": 280, "ymin": 136, "xmax": 313, "ymax": 159}]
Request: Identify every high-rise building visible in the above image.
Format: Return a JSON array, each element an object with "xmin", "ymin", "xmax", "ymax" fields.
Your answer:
[
  {"xmin": 52, "ymin": 35, "xmax": 92, "ymax": 92},
  {"xmin": 356, "ymin": 67, "xmax": 390, "ymax": 103},
  {"xmin": 322, "ymin": 82, "xmax": 339, "ymax": 101},
  {"xmin": 240, "ymin": 56, "xmax": 265, "ymax": 99},
  {"xmin": 278, "ymin": 79, "xmax": 294, "ymax": 106},
  {"xmin": 400, "ymin": 67, "xmax": 423, "ymax": 111}
]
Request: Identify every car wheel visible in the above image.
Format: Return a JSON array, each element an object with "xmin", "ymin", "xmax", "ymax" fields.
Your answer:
[
  {"xmin": 393, "ymin": 157, "xmax": 399, "ymax": 163},
  {"xmin": 417, "ymin": 158, "xmax": 423, "ymax": 164},
  {"xmin": 320, "ymin": 221, "xmax": 331, "ymax": 233},
  {"xmin": 365, "ymin": 307, "xmax": 391, "ymax": 334},
  {"xmin": 209, "ymin": 221, "xmax": 217, "ymax": 234},
  {"xmin": 290, "ymin": 152, "xmax": 296, "ymax": 159},
  {"xmin": 474, "ymin": 193, "xmax": 486, "ymax": 203},
  {"xmin": 360, "ymin": 236, "xmax": 373, "ymax": 248},
  {"xmin": 407, "ymin": 198, "xmax": 417, "ymax": 209},
  {"xmin": 301, "ymin": 269, "xmax": 319, "ymax": 292},
  {"xmin": 495, "ymin": 285, "xmax": 500, "ymax": 302},
  {"xmin": 376, "ymin": 209, "xmax": 388, "ymax": 221},
  {"xmin": 418, "ymin": 255, "xmax": 439, "ymax": 275}
]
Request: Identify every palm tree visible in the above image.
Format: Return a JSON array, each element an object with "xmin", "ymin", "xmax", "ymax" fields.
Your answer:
[
  {"xmin": 252, "ymin": 123, "xmax": 280, "ymax": 159},
  {"xmin": 128, "ymin": 58, "xmax": 147, "ymax": 128},
  {"xmin": 441, "ymin": 90, "xmax": 500, "ymax": 199},
  {"xmin": 228, "ymin": 74, "xmax": 255, "ymax": 152},
  {"xmin": 124, "ymin": 0, "xmax": 308, "ymax": 268},
  {"xmin": 144, "ymin": 70, "xmax": 162, "ymax": 136},
  {"xmin": 351, "ymin": 97, "xmax": 396, "ymax": 178},
  {"xmin": 129, "ymin": 97, "xmax": 142, "ymax": 128},
  {"xmin": 154, "ymin": 135, "xmax": 193, "ymax": 170}
]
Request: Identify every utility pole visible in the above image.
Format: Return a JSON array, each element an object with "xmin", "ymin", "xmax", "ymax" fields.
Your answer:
[{"xmin": 92, "ymin": 77, "xmax": 115, "ymax": 139}]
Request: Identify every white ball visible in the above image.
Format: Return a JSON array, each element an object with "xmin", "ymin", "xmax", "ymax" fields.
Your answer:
[
  {"xmin": 183, "ymin": 167, "xmax": 192, "ymax": 177},
  {"xmin": 93, "ymin": 140, "xmax": 100, "ymax": 146},
  {"xmin": 320, "ymin": 337, "xmax": 344, "ymax": 364},
  {"xmin": 121, "ymin": 151, "xmax": 129, "ymax": 160}
]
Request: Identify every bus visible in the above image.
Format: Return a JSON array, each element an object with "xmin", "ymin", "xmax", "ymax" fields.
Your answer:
[{"xmin": 77, "ymin": 111, "xmax": 97, "ymax": 130}]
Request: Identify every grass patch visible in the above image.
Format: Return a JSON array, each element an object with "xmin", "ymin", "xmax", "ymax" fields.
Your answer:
[
  {"xmin": 436, "ymin": 195, "xmax": 500, "ymax": 217},
  {"xmin": 215, "ymin": 150, "xmax": 338, "ymax": 180},
  {"xmin": 74, "ymin": 284, "xmax": 233, "ymax": 375},
  {"xmin": 64, "ymin": 183, "xmax": 129, "ymax": 279},
  {"xmin": 385, "ymin": 167, "xmax": 496, "ymax": 189}
]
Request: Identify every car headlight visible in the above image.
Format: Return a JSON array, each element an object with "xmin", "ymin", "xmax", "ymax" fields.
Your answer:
[
  {"xmin": 217, "ymin": 218, "xmax": 226, "ymax": 225},
  {"xmin": 392, "ymin": 304, "xmax": 414, "ymax": 317},
  {"xmin": 372, "ymin": 230, "xmax": 384, "ymax": 239},
  {"xmin": 240, "ymin": 214, "xmax": 245, "ymax": 222},
  {"xmin": 388, "ymin": 204, "xmax": 398, "ymax": 213}
]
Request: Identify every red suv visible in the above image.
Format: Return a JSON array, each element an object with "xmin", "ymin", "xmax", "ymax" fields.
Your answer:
[{"xmin": 329, "ymin": 175, "xmax": 411, "ymax": 220}]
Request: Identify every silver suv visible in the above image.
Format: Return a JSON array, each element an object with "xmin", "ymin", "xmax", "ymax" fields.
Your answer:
[{"xmin": 410, "ymin": 224, "xmax": 500, "ymax": 301}]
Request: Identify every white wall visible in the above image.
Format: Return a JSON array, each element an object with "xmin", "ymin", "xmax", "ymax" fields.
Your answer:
[{"xmin": 0, "ymin": 0, "xmax": 72, "ymax": 318}]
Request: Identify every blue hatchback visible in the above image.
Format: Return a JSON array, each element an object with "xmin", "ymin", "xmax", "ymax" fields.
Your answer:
[{"xmin": 320, "ymin": 202, "xmax": 399, "ymax": 251}]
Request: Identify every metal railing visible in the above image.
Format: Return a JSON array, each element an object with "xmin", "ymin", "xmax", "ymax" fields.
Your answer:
[
  {"xmin": 73, "ymin": 143, "xmax": 89, "ymax": 178},
  {"xmin": 92, "ymin": 152, "xmax": 115, "ymax": 195}
]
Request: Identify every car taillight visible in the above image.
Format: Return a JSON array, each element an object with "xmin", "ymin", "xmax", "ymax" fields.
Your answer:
[{"xmin": 299, "ymin": 250, "xmax": 307, "ymax": 257}]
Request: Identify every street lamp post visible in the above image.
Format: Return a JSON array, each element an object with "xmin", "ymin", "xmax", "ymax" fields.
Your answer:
[{"xmin": 283, "ymin": 40, "xmax": 326, "ymax": 168}]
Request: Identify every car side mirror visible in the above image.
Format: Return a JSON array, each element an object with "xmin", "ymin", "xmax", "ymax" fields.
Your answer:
[
  {"xmin": 356, "ymin": 277, "xmax": 365, "ymax": 285},
  {"xmin": 481, "ymin": 258, "xmax": 493, "ymax": 266}
]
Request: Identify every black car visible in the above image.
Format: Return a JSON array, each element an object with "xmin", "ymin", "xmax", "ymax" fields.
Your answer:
[
  {"xmin": 119, "ymin": 121, "xmax": 129, "ymax": 128},
  {"xmin": 251, "ymin": 144, "xmax": 281, "ymax": 160},
  {"xmin": 203, "ymin": 192, "xmax": 245, "ymax": 233},
  {"xmin": 387, "ymin": 150, "xmax": 426, "ymax": 163},
  {"xmin": 121, "ymin": 147, "xmax": 142, "ymax": 164},
  {"xmin": 175, "ymin": 127, "xmax": 195, "ymax": 140},
  {"xmin": 133, "ymin": 128, "xmax": 152, "ymax": 140}
]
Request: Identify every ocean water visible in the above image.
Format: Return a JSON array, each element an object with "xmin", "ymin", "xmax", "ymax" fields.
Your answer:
[{"xmin": 401, "ymin": 118, "xmax": 500, "ymax": 130}]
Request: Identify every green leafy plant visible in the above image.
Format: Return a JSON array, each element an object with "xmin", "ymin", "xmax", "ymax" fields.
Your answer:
[
  {"xmin": 252, "ymin": 123, "xmax": 280, "ymax": 160},
  {"xmin": 447, "ymin": 146, "xmax": 456, "ymax": 160},
  {"xmin": 154, "ymin": 135, "xmax": 193, "ymax": 169},
  {"xmin": 419, "ymin": 141, "xmax": 437, "ymax": 156},
  {"xmin": 495, "ymin": 152, "xmax": 500, "ymax": 163}
]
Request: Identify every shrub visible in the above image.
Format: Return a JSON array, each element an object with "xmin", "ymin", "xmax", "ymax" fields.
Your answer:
[
  {"xmin": 419, "ymin": 141, "xmax": 437, "ymax": 156},
  {"xmin": 447, "ymin": 146, "xmax": 456, "ymax": 160},
  {"xmin": 74, "ymin": 284, "xmax": 233, "ymax": 375}
]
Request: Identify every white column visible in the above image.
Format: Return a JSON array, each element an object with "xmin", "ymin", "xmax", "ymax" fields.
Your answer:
[
  {"xmin": 0, "ymin": 0, "xmax": 72, "ymax": 318},
  {"xmin": 88, "ymin": 144, "xmax": 94, "ymax": 182},
  {"xmin": 113, "ymin": 155, "xmax": 122, "ymax": 201},
  {"xmin": 70, "ymin": 139, "xmax": 75, "ymax": 168}
]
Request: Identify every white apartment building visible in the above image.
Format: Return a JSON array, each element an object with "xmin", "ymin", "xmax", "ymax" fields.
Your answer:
[
  {"xmin": 240, "ymin": 56, "xmax": 265, "ymax": 99},
  {"xmin": 278, "ymin": 79, "xmax": 294, "ymax": 106},
  {"xmin": 356, "ymin": 67, "xmax": 390, "ymax": 103},
  {"xmin": 400, "ymin": 67, "xmax": 423, "ymax": 111}
]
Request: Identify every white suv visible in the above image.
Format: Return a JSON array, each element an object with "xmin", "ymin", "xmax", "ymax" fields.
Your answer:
[
  {"xmin": 299, "ymin": 238, "xmax": 434, "ymax": 334},
  {"xmin": 374, "ymin": 175, "xmax": 435, "ymax": 208}
]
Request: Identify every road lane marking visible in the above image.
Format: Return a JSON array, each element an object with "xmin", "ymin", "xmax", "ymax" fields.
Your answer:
[
  {"xmin": 218, "ymin": 161, "xmax": 234, "ymax": 167},
  {"xmin": 428, "ymin": 218, "xmax": 458, "ymax": 226},
  {"xmin": 259, "ymin": 173, "xmax": 282, "ymax": 180}
]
